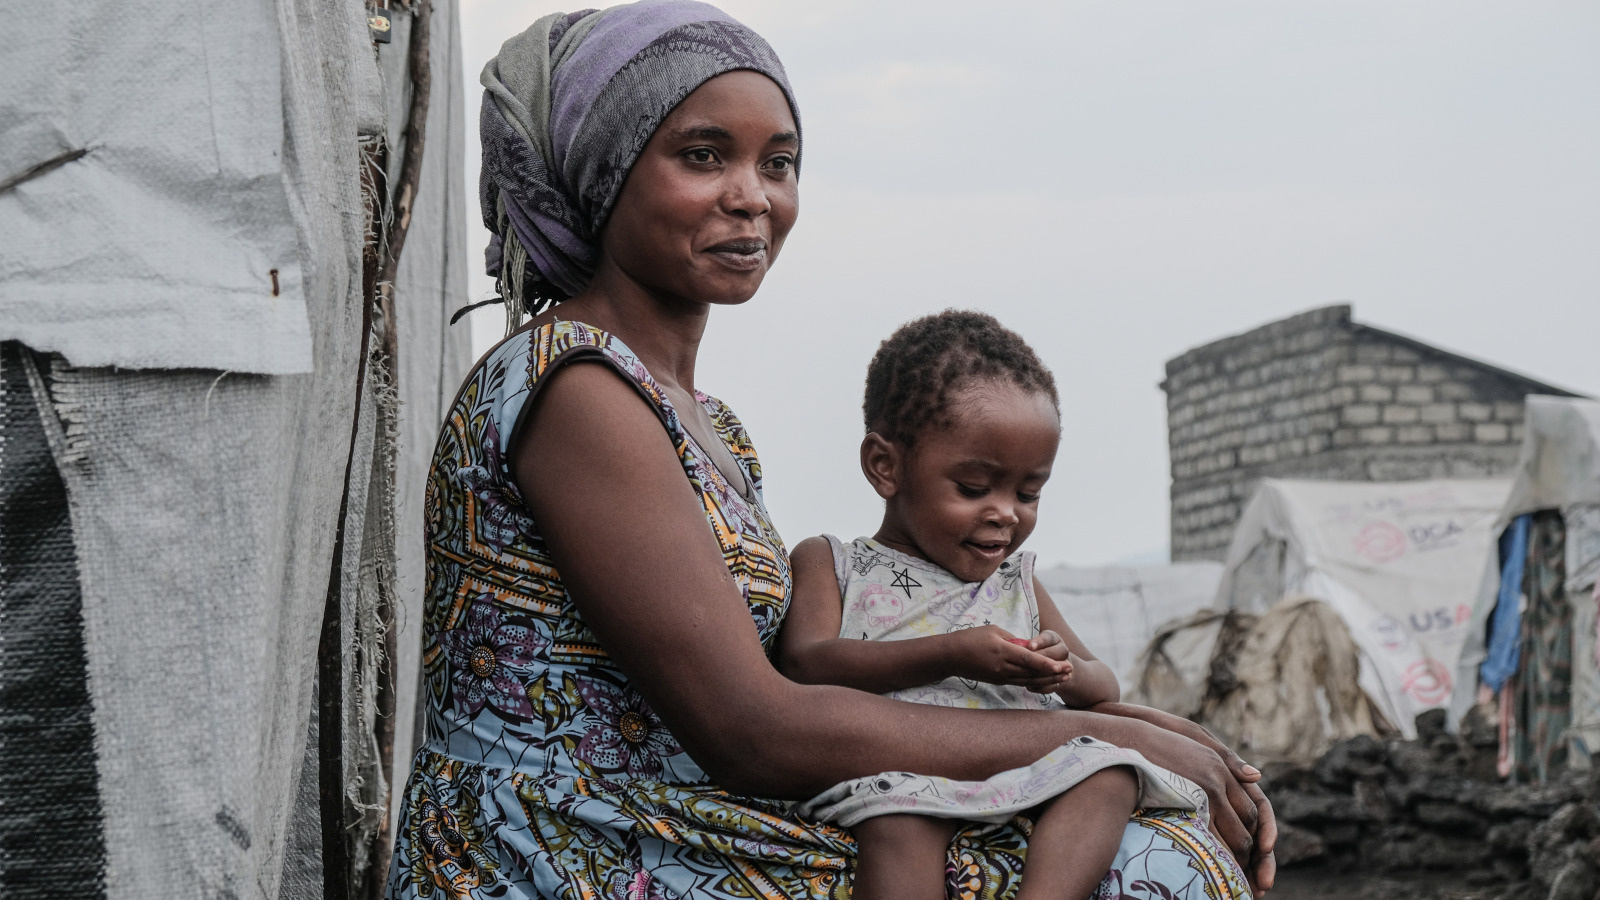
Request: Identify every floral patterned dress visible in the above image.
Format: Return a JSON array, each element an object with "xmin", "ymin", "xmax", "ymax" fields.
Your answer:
[{"xmin": 385, "ymin": 321, "xmax": 1251, "ymax": 900}]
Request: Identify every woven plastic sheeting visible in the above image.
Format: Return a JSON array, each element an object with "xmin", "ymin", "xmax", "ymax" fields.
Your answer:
[
  {"xmin": 1034, "ymin": 562, "xmax": 1224, "ymax": 692},
  {"xmin": 0, "ymin": 1, "xmax": 469, "ymax": 897},
  {"xmin": 49, "ymin": 359, "xmax": 360, "ymax": 898},
  {"xmin": 0, "ymin": 344, "xmax": 107, "ymax": 897},
  {"xmin": 32, "ymin": 0, "xmax": 379, "ymax": 888},
  {"xmin": 0, "ymin": 1, "xmax": 313, "ymax": 374}
]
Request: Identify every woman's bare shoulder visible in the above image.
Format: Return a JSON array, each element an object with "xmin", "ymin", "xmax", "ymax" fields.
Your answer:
[{"xmin": 511, "ymin": 357, "xmax": 665, "ymax": 471}]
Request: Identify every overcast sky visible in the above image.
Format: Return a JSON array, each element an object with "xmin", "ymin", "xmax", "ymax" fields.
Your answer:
[{"xmin": 456, "ymin": 0, "xmax": 1600, "ymax": 567}]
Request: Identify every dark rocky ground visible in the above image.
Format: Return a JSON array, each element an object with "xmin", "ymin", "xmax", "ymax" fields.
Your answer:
[
  {"xmin": 1257, "ymin": 708, "xmax": 1600, "ymax": 900},
  {"xmin": 1270, "ymin": 868, "xmax": 1501, "ymax": 900}
]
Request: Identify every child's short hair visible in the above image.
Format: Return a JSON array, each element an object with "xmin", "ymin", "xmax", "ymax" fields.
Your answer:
[{"xmin": 863, "ymin": 309, "xmax": 1059, "ymax": 446}]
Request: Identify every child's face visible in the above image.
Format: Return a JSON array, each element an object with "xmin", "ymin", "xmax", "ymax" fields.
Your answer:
[{"xmin": 870, "ymin": 381, "xmax": 1060, "ymax": 582}]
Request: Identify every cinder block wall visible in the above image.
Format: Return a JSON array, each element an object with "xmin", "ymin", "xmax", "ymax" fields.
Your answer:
[{"xmin": 1162, "ymin": 305, "xmax": 1574, "ymax": 562}]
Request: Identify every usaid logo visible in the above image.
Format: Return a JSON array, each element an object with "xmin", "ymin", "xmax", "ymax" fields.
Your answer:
[{"xmin": 1408, "ymin": 603, "xmax": 1473, "ymax": 633}]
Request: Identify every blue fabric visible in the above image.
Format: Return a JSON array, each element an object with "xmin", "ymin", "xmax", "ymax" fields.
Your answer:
[{"xmin": 1481, "ymin": 514, "xmax": 1533, "ymax": 691}]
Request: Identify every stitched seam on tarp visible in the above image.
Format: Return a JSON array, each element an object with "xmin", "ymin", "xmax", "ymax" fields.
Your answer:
[{"xmin": 21, "ymin": 352, "xmax": 90, "ymax": 470}]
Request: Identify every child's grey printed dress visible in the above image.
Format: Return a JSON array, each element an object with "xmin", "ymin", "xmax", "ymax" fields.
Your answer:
[{"xmin": 796, "ymin": 536, "xmax": 1207, "ymax": 828}]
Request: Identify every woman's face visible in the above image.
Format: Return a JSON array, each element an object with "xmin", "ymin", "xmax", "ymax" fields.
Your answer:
[{"xmin": 599, "ymin": 70, "xmax": 799, "ymax": 307}]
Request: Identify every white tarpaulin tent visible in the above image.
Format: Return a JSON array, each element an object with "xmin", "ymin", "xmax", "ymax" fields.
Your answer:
[
  {"xmin": 0, "ymin": 1, "xmax": 471, "ymax": 897},
  {"xmin": 1215, "ymin": 478, "xmax": 1511, "ymax": 739},
  {"xmin": 1453, "ymin": 396, "xmax": 1600, "ymax": 754},
  {"xmin": 1, "ymin": 4, "xmax": 313, "ymax": 373},
  {"xmin": 1035, "ymin": 562, "xmax": 1223, "ymax": 694}
]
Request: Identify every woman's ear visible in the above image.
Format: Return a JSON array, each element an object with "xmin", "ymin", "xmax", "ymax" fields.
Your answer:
[{"xmin": 860, "ymin": 432, "xmax": 901, "ymax": 500}]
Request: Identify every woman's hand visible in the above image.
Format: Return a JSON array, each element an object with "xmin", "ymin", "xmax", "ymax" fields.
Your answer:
[
  {"xmin": 1242, "ymin": 781, "xmax": 1277, "ymax": 897},
  {"xmin": 1114, "ymin": 718, "xmax": 1260, "ymax": 862},
  {"xmin": 942, "ymin": 625, "xmax": 1068, "ymax": 687},
  {"xmin": 1092, "ymin": 702, "xmax": 1277, "ymax": 896}
]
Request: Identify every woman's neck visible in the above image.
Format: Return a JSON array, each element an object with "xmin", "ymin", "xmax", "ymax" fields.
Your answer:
[{"xmin": 549, "ymin": 269, "xmax": 709, "ymax": 394}]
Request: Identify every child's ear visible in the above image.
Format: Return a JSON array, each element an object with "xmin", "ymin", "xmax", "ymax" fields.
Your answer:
[{"xmin": 860, "ymin": 432, "xmax": 901, "ymax": 500}]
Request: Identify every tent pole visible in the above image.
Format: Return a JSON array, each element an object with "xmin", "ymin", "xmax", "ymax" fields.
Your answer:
[{"xmin": 364, "ymin": 2, "xmax": 431, "ymax": 896}]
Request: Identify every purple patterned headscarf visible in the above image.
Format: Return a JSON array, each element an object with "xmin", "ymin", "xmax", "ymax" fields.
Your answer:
[{"xmin": 480, "ymin": 0, "xmax": 801, "ymax": 315}]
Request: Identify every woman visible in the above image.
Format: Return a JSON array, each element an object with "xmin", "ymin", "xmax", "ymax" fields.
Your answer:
[{"xmin": 387, "ymin": 3, "xmax": 1276, "ymax": 898}]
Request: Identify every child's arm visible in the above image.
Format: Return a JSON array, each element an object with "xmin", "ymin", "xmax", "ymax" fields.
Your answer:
[
  {"xmin": 776, "ymin": 537, "xmax": 1066, "ymax": 693},
  {"xmin": 1029, "ymin": 575, "xmax": 1122, "ymax": 707}
]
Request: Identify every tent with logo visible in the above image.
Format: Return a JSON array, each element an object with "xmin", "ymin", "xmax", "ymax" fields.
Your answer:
[{"xmin": 1212, "ymin": 478, "xmax": 1512, "ymax": 740}]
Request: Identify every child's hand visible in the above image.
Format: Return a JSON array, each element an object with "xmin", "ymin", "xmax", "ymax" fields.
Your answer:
[
  {"xmin": 944, "ymin": 625, "xmax": 1069, "ymax": 687},
  {"xmin": 1014, "ymin": 630, "xmax": 1080, "ymax": 694}
]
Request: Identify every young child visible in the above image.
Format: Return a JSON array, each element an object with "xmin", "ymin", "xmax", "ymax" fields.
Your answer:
[{"xmin": 776, "ymin": 310, "xmax": 1204, "ymax": 900}]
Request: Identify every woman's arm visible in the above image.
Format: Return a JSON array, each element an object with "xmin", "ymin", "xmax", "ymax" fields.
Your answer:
[
  {"xmin": 513, "ymin": 362, "xmax": 1259, "ymax": 856},
  {"xmin": 1029, "ymin": 577, "xmax": 1121, "ymax": 705},
  {"xmin": 775, "ymin": 537, "xmax": 1066, "ymax": 693}
]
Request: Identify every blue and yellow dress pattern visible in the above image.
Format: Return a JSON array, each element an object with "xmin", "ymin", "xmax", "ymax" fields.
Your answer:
[{"xmin": 385, "ymin": 321, "xmax": 1250, "ymax": 900}]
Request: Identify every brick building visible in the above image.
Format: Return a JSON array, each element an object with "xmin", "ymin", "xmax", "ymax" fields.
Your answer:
[{"xmin": 1162, "ymin": 305, "xmax": 1580, "ymax": 562}]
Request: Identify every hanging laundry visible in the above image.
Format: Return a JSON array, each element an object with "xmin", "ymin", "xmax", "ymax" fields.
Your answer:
[
  {"xmin": 1593, "ymin": 578, "xmax": 1600, "ymax": 673},
  {"xmin": 1511, "ymin": 510, "xmax": 1572, "ymax": 783},
  {"xmin": 1481, "ymin": 515, "xmax": 1532, "ymax": 692}
]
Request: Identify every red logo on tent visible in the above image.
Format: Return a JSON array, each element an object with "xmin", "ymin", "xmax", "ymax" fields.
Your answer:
[
  {"xmin": 1354, "ymin": 522, "xmax": 1407, "ymax": 563},
  {"xmin": 1402, "ymin": 658, "xmax": 1452, "ymax": 705}
]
